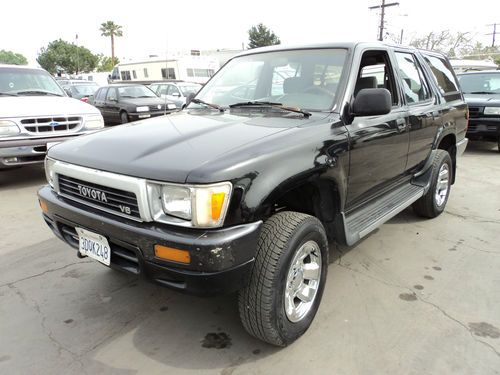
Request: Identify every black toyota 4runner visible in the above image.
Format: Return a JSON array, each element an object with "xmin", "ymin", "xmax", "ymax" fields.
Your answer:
[
  {"xmin": 457, "ymin": 70, "xmax": 500, "ymax": 152},
  {"xmin": 39, "ymin": 42, "xmax": 468, "ymax": 346}
]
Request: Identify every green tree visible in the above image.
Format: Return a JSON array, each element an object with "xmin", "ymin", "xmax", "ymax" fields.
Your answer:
[
  {"xmin": 37, "ymin": 39, "xmax": 98, "ymax": 74},
  {"xmin": 99, "ymin": 21, "xmax": 123, "ymax": 65},
  {"xmin": 0, "ymin": 50, "xmax": 28, "ymax": 65},
  {"xmin": 96, "ymin": 55, "xmax": 119, "ymax": 72},
  {"xmin": 248, "ymin": 23, "xmax": 281, "ymax": 49}
]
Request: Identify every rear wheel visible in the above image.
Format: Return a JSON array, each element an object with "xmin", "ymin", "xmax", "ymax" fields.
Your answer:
[
  {"xmin": 413, "ymin": 150, "xmax": 452, "ymax": 218},
  {"xmin": 238, "ymin": 211, "xmax": 329, "ymax": 346},
  {"xmin": 120, "ymin": 111, "xmax": 129, "ymax": 124}
]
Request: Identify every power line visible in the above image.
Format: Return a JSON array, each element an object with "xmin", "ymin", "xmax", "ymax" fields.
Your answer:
[
  {"xmin": 369, "ymin": 0, "xmax": 399, "ymax": 41},
  {"xmin": 486, "ymin": 23, "xmax": 500, "ymax": 47}
]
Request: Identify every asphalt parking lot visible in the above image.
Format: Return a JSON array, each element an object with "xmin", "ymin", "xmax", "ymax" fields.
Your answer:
[{"xmin": 1, "ymin": 142, "xmax": 499, "ymax": 375}]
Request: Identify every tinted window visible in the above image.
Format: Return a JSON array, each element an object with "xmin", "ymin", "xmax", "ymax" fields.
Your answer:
[
  {"xmin": 118, "ymin": 85, "xmax": 156, "ymax": 98},
  {"xmin": 395, "ymin": 52, "xmax": 431, "ymax": 104},
  {"xmin": 423, "ymin": 54, "xmax": 460, "ymax": 97},
  {"xmin": 95, "ymin": 88, "xmax": 107, "ymax": 101}
]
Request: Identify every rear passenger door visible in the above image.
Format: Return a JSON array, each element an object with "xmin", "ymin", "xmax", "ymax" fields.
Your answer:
[
  {"xmin": 105, "ymin": 87, "xmax": 120, "ymax": 123},
  {"xmin": 393, "ymin": 51, "xmax": 440, "ymax": 173},
  {"xmin": 345, "ymin": 49, "xmax": 410, "ymax": 209}
]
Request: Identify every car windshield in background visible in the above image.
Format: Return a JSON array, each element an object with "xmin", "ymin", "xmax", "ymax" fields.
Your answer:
[
  {"xmin": 458, "ymin": 73, "xmax": 500, "ymax": 94},
  {"xmin": 72, "ymin": 85, "xmax": 98, "ymax": 95},
  {"xmin": 118, "ymin": 86, "xmax": 157, "ymax": 98},
  {"xmin": 194, "ymin": 48, "xmax": 347, "ymax": 111},
  {"xmin": 0, "ymin": 67, "xmax": 65, "ymax": 96},
  {"xmin": 179, "ymin": 84, "xmax": 201, "ymax": 95}
]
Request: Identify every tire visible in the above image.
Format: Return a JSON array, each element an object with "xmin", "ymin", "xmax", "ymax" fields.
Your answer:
[
  {"xmin": 238, "ymin": 211, "xmax": 329, "ymax": 346},
  {"xmin": 413, "ymin": 149, "xmax": 452, "ymax": 218},
  {"xmin": 120, "ymin": 111, "xmax": 129, "ymax": 124}
]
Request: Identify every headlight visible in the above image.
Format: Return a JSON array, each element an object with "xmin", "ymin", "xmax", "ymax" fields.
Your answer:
[
  {"xmin": 167, "ymin": 103, "xmax": 176, "ymax": 110},
  {"xmin": 148, "ymin": 181, "xmax": 232, "ymax": 228},
  {"xmin": 84, "ymin": 114, "xmax": 104, "ymax": 129},
  {"xmin": 484, "ymin": 107, "xmax": 500, "ymax": 115},
  {"xmin": 136, "ymin": 106, "xmax": 149, "ymax": 112},
  {"xmin": 44, "ymin": 158, "xmax": 56, "ymax": 188},
  {"xmin": 0, "ymin": 120, "xmax": 20, "ymax": 136}
]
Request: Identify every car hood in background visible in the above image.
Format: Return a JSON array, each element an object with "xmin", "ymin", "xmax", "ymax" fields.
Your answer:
[
  {"xmin": 0, "ymin": 96, "xmax": 101, "ymax": 118},
  {"xmin": 49, "ymin": 111, "xmax": 318, "ymax": 183},
  {"xmin": 464, "ymin": 93, "xmax": 500, "ymax": 106}
]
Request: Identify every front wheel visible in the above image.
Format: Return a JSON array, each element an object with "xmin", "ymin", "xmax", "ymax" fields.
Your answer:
[
  {"xmin": 413, "ymin": 149, "xmax": 452, "ymax": 218},
  {"xmin": 238, "ymin": 211, "xmax": 329, "ymax": 346},
  {"xmin": 120, "ymin": 111, "xmax": 129, "ymax": 124}
]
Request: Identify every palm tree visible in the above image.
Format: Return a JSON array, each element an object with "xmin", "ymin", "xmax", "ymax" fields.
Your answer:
[{"xmin": 99, "ymin": 21, "xmax": 123, "ymax": 65}]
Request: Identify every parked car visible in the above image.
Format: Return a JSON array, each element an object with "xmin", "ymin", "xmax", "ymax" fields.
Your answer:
[
  {"xmin": 56, "ymin": 79, "xmax": 95, "ymax": 86},
  {"xmin": 61, "ymin": 82, "xmax": 99, "ymax": 103},
  {"xmin": 457, "ymin": 70, "xmax": 500, "ymax": 152},
  {"xmin": 90, "ymin": 84, "xmax": 177, "ymax": 124},
  {"xmin": 0, "ymin": 64, "xmax": 104, "ymax": 169},
  {"xmin": 149, "ymin": 81, "xmax": 202, "ymax": 109},
  {"xmin": 39, "ymin": 42, "xmax": 467, "ymax": 346}
]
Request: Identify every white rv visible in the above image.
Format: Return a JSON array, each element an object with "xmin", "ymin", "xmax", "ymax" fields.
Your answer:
[
  {"xmin": 109, "ymin": 56, "xmax": 220, "ymax": 85},
  {"xmin": 450, "ymin": 59, "xmax": 498, "ymax": 73}
]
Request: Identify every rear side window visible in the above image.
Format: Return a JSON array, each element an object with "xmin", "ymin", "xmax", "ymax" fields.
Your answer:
[
  {"xmin": 395, "ymin": 52, "xmax": 431, "ymax": 104},
  {"xmin": 95, "ymin": 88, "xmax": 107, "ymax": 101},
  {"xmin": 422, "ymin": 54, "xmax": 461, "ymax": 101}
]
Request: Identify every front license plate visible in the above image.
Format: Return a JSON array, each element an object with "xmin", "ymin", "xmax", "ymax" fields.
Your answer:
[{"xmin": 76, "ymin": 227, "xmax": 111, "ymax": 266}]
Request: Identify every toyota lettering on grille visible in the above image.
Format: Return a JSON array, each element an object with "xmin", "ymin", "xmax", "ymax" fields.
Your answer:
[{"xmin": 77, "ymin": 185, "xmax": 108, "ymax": 203}]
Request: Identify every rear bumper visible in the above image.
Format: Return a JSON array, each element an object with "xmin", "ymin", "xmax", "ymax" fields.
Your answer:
[
  {"xmin": 0, "ymin": 134, "xmax": 90, "ymax": 166},
  {"xmin": 38, "ymin": 186, "xmax": 261, "ymax": 296},
  {"xmin": 456, "ymin": 137, "xmax": 468, "ymax": 156}
]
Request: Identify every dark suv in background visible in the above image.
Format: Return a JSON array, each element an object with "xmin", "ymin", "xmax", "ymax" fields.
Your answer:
[{"xmin": 458, "ymin": 70, "xmax": 500, "ymax": 152}]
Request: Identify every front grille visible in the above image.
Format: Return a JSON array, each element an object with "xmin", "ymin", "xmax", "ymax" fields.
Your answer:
[
  {"xmin": 58, "ymin": 174, "xmax": 141, "ymax": 219},
  {"xmin": 149, "ymin": 105, "xmax": 164, "ymax": 111},
  {"xmin": 468, "ymin": 107, "xmax": 483, "ymax": 118},
  {"xmin": 21, "ymin": 116, "xmax": 82, "ymax": 133}
]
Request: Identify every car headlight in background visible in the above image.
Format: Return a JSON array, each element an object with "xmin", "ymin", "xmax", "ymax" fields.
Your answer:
[
  {"xmin": 83, "ymin": 114, "xmax": 104, "ymax": 129},
  {"xmin": 484, "ymin": 107, "xmax": 500, "ymax": 115},
  {"xmin": 167, "ymin": 103, "xmax": 177, "ymax": 110},
  {"xmin": 148, "ymin": 181, "xmax": 232, "ymax": 228},
  {"xmin": 0, "ymin": 120, "xmax": 20, "ymax": 136},
  {"xmin": 136, "ymin": 106, "xmax": 149, "ymax": 112},
  {"xmin": 44, "ymin": 158, "xmax": 56, "ymax": 188}
]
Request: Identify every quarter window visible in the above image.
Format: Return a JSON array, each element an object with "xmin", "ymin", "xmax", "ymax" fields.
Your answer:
[
  {"xmin": 395, "ymin": 52, "xmax": 431, "ymax": 104},
  {"xmin": 422, "ymin": 54, "xmax": 460, "ymax": 101}
]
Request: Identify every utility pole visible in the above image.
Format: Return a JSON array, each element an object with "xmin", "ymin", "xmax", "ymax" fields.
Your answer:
[
  {"xmin": 486, "ymin": 23, "xmax": 500, "ymax": 47},
  {"xmin": 369, "ymin": 0, "xmax": 399, "ymax": 41}
]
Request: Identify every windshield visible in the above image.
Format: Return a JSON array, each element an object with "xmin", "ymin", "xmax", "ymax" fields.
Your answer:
[
  {"xmin": 0, "ymin": 67, "xmax": 65, "ymax": 96},
  {"xmin": 194, "ymin": 48, "xmax": 347, "ymax": 111},
  {"xmin": 118, "ymin": 85, "xmax": 157, "ymax": 98},
  {"xmin": 179, "ymin": 83, "xmax": 201, "ymax": 95},
  {"xmin": 72, "ymin": 85, "xmax": 98, "ymax": 95},
  {"xmin": 458, "ymin": 73, "xmax": 500, "ymax": 94}
]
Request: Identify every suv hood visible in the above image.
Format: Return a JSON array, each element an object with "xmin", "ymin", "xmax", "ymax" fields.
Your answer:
[
  {"xmin": 0, "ymin": 96, "xmax": 100, "ymax": 118},
  {"xmin": 464, "ymin": 93, "xmax": 500, "ymax": 106},
  {"xmin": 49, "ymin": 111, "xmax": 316, "ymax": 183}
]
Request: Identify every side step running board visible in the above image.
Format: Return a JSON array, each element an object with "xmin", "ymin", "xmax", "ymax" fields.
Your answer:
[{"xmin": 343, "ymin": 184, "xmax": 425, "ymax": 246}]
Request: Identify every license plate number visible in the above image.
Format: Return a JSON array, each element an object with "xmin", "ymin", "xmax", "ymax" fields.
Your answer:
[{"xmin": 76, "ymin": 227, "xmax": 111, "ymax": 266}]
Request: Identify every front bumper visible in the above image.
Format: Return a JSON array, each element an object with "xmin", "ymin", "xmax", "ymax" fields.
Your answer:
[
  {"xmin": 38, "ymin": 186, "xmax": 261, "ymax": 296},
  {"xmin": 467, "ymin": 117, "xmax": 500, "ymax": 141},
  {"xmin": 0, "ymin": 134, "xmax": 89, "ymax": 166}
]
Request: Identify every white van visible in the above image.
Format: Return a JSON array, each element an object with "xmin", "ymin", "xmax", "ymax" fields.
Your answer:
[{"xmin": 0, "ymin": 64, "xmax": 104, "ymax": 169}]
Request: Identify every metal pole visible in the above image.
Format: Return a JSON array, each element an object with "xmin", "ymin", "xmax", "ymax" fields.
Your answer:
[{"xmin": 379, "ymin": 0, "xmax": 386, "ymax": 41}]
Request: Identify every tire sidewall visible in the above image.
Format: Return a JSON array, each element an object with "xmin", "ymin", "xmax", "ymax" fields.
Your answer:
[
  {"xmin": 431, "ymin": 152, "xmax": 452, "ymax": 215},
  {"xmin": 120, "ymin": 111, "xmax": 128, "ymax": 124},
  {"xmin": 272, "ymin": 218, "xmax": 329, "ymax": 344}
]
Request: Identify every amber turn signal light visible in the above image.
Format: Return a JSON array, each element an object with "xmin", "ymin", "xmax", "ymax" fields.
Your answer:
[
  {"xmin": 154, "ymin": 244, "xmax": 191, "ymax": 264},
  {"xmin": 39, "ymin": 199, "xmax": 49, "ymax": 214}
]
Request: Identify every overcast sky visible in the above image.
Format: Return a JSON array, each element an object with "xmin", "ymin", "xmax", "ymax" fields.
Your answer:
[{"xmin": 2, "ymin": 0, "xmax": 499, "ymax": 64}]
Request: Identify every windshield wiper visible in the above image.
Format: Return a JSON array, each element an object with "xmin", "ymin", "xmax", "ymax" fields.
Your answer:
[
  {"xmin": 229, "ymin": 101, "xmax": 311, "ymax": 117},
  {"xmin": 467, "ymin": 91, "xmax": 495, "ymax": 95},
  {"xmin": 0, "ymin": 92, "xmax": 18, "ymax": 96},
  {"xmin": 190, "ymin": 98, "xmax": 225, "ymax": 112},
  {"xmin": 15, "ymin": 90, "xmax": 62, "ymax": 96}
]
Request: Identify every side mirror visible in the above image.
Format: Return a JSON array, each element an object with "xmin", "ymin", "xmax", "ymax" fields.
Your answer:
[
  {"xmin": 352, "ymin": 88, "xmax": 392, "ymax": 117},
  {"xmin": 185, "ymin": 92, "xmax": 196, "ymax": 106}
]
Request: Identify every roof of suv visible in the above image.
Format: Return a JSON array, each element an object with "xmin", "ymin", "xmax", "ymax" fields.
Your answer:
[{"xmin": 0, "ymin": 64, "xmax": 44, "ymax": 70}]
